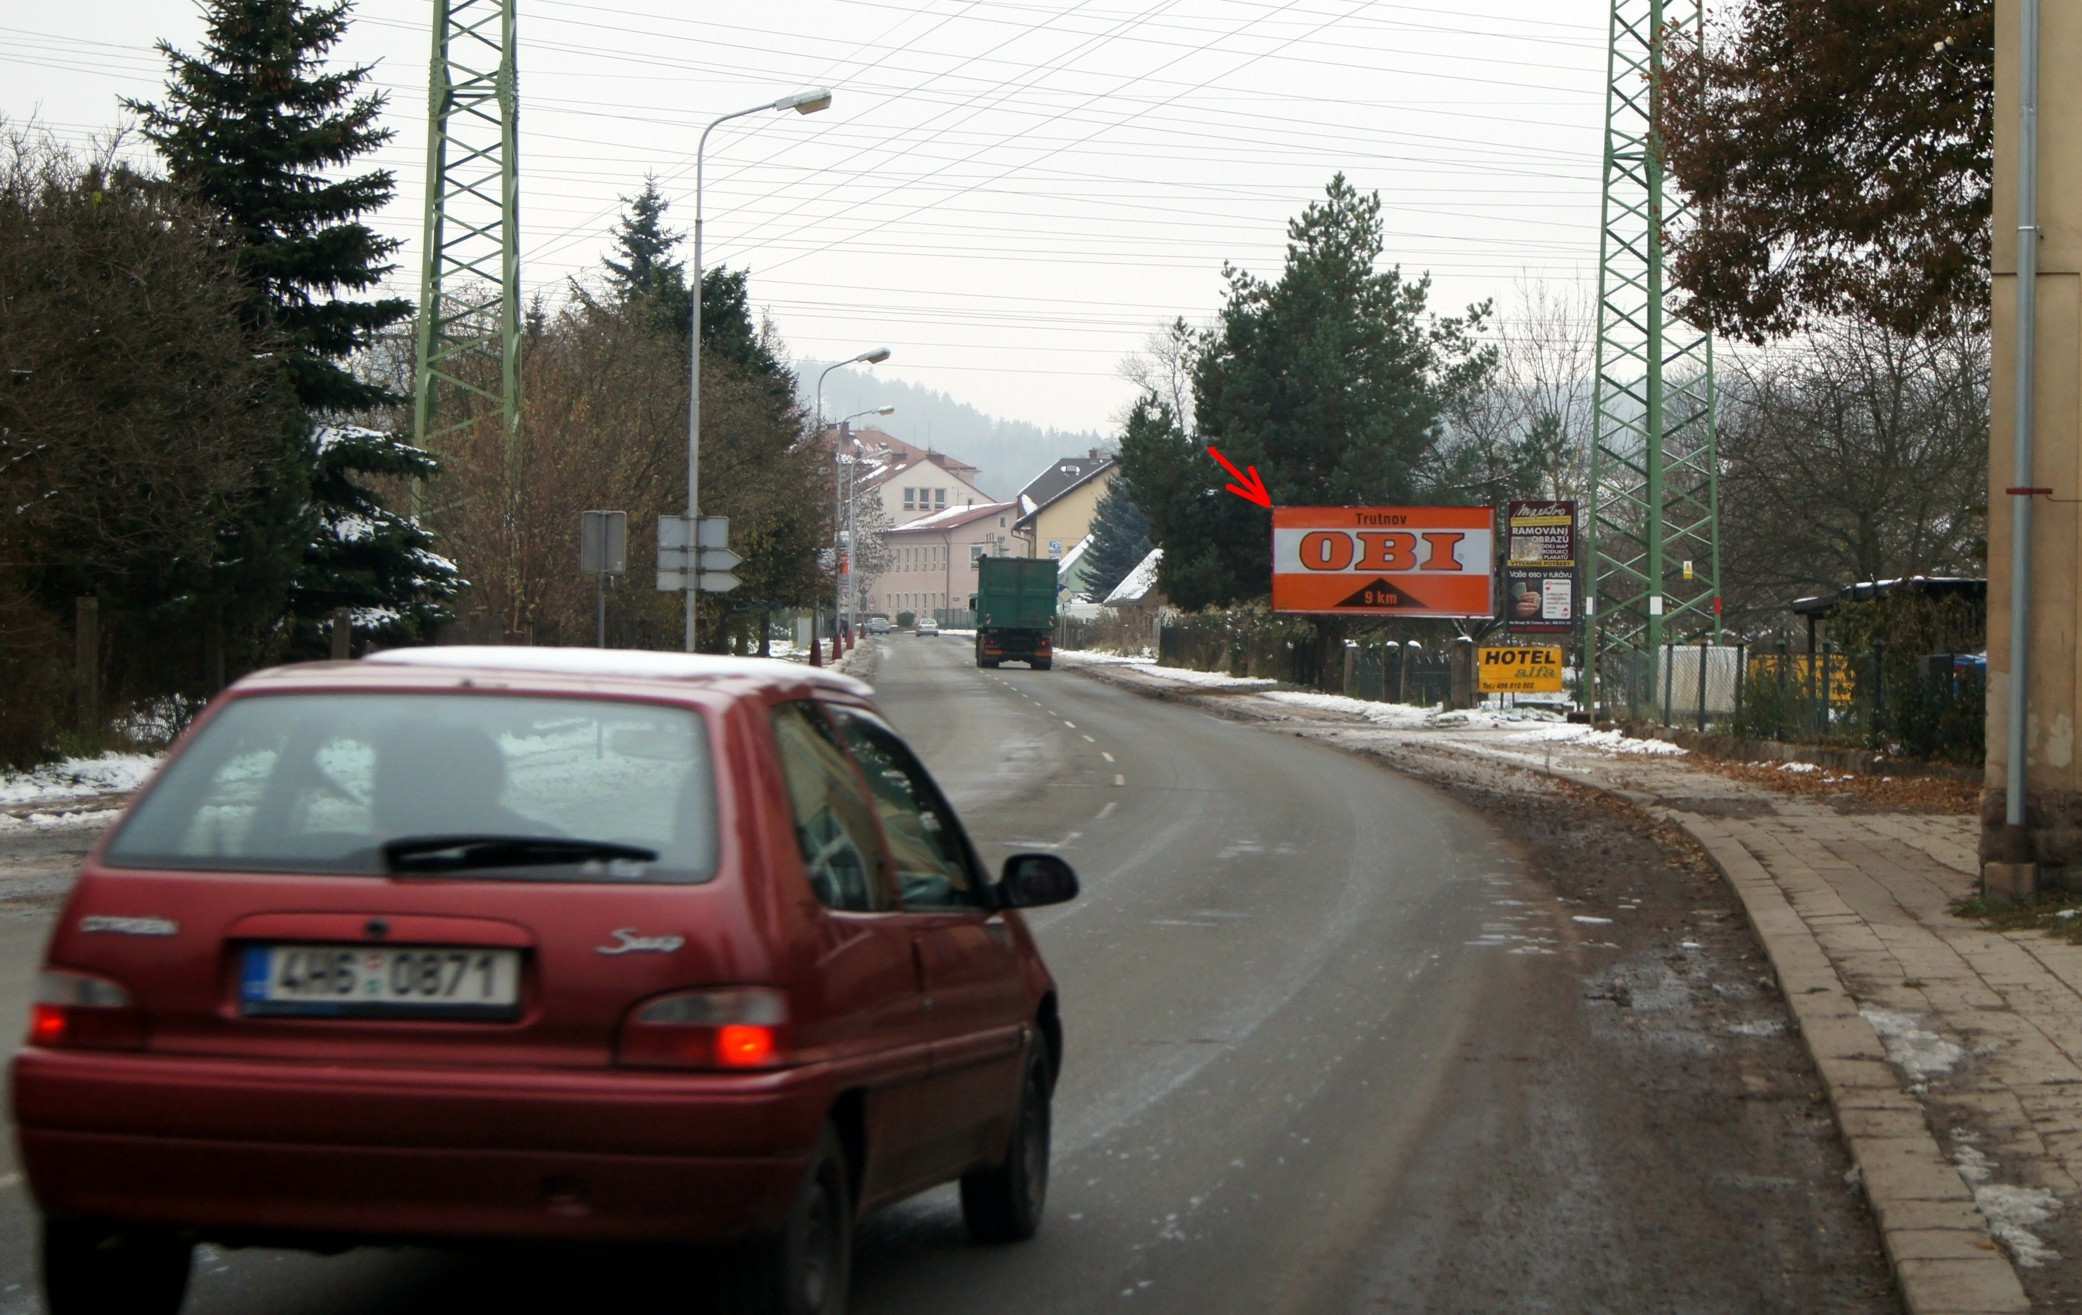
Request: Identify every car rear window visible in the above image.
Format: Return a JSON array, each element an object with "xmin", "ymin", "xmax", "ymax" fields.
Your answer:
[{"xmin": 104, "ymin": 692, "xmax": 717, "ymax": 882}]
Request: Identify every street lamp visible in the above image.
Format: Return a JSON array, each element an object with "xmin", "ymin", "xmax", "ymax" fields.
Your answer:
[
  {"xmin": 683, "ymin": 86, "xmax": 833, "ymax": 653},
  {"xmin": 838, "ymin": 404, "xmax": 895, "ymax": 643},
  {"xmin": 813, "ymin": 350, "xmax": 891, "ymax": 648}
]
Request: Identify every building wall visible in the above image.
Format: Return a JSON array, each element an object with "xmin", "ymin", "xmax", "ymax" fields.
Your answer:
[
  {"xmin": 1022, "ymin": 468, "xmax": 1115, "ymax": 564},
  {"xmin": 879, "ymin": 460, "xmax": 992, "ymax": 526},
  {"xmin": 870, "ymin": 508, "xmax": 1019, "ymax": 617},
  {"xmin": 1986, "ymin": 0, "xmax": 2082, "ymax": 866}
]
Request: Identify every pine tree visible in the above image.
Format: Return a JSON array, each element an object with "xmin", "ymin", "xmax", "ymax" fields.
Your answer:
[
  {"xmin": 127, "ymin": 0, "xmax": 456, "ymax": 657},
  {"xmin": 1084, "ymin": 426, "xmax": 1156, "ymax": 600},
  {"xmin": 603, "ymin": 176, "xmax": 685, "ymax": 304}
]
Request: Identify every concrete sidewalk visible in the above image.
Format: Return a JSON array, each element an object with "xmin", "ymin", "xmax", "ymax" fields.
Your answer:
[{"xmin": 1066, "ymin": 656, "xmax": 2079, "ymax": 1314}]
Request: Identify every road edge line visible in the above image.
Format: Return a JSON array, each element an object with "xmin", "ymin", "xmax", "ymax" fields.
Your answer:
[{"xmin": 1059, "ymin": 656, "xmax": 2030, "ymax": 1315}]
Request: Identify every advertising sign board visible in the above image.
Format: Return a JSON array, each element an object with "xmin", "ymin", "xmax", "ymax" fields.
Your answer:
[
  {"xmin": 1503, "ymin": 499, "xmax": 1576, "ymax": 634},
  {"xmin": 1270, "ymin": 506, "xmax": 1494, "ymax": 618},
  {"xmin": 1477, "ymin": 644, "xmax": 1565, "ymax": 694}
]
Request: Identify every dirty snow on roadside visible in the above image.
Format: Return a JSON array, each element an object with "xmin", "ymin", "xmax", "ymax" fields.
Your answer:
[
  {"xmin": 0, "ymin": 753, "xmax": 158, "ymax": 806},
  {"xmin": 1860, "ymin": 1007, "xmax": 1967, "ymax": 1087},
  {"xmin": 1953, "ymin": 1136, "xmax": 2062, "ymax": 1268},
  {"xmin": 1054, "ymin": 651, "xmax": 1276, "ymax": 686},
  {"xmin": 0, "ymin": 807, "xmax": 123, "ymax": 832}
]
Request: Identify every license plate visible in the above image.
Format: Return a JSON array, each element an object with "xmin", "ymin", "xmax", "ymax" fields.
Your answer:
[{"xmin": 241, "ymin": 944, "xmax": 522, "ymax": 1019}]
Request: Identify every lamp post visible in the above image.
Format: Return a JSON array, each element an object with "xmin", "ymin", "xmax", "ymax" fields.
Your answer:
[
  {"xmin": 684, "ymin": 86, "xmax": 832, "ymax": 654},
  {"xmin": 839, "ymin": 405, "xmax": 894, "ymax": 639},
  {"xmin": 814, "ymin": 351, "xmax": 890, "ymax": 650}
]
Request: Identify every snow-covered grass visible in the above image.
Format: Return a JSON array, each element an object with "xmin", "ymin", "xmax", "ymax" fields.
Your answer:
[
  {"xmin": 0, "ymin": 752, "xmax": 159, "ymax": 806},
  {"xmin": 1264, "ymin": 690, "xmax": 1437, "ymax": 725}
]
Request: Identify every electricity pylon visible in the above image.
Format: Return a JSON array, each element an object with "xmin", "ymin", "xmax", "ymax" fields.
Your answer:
[
  {"xmin": 1584, "ymin": 0, "xmax": 1721, "ymax": 717},
  {"xmin": 411, "ymin": 0, "xmax": 520, "ymax": 466}
]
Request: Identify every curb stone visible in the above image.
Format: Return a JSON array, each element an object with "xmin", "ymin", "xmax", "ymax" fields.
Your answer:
[{"xmin": 1062, "ymin": 658, "xmax": 2033, "ymax": 1315}]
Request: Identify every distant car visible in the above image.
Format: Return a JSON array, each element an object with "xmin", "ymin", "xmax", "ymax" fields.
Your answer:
[
  {"xmin": 917, "ymin": 617, "xmax": 940, "ymax": 637},
  {"xmin": 866, "ymin": 616, "xmax": 892, "ymax": 635},
  {"xmin": 12, "ymin": 647, "xmax": 1078, "ymax": 1315}
]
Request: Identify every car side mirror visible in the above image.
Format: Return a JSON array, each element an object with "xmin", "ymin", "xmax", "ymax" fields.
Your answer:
[{"xmin": 996, "ymin": 853, "xmax": 1079, "ymax": 909}]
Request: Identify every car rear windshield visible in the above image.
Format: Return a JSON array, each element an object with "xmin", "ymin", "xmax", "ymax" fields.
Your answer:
[{"xmin": 104, "ymin": 692, "xmax": 718, "ymax": 883}]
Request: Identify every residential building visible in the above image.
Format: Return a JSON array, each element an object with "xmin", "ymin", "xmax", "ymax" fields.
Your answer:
[
  {"xmin": 818, "ymin": 426, "xmax": 993, "ymax": 525},
  {"xmin": 870, "ymin": 500, "xmax": 1018, "ymax": 621},
  {"xmin": 1011, "ymin": 449, "xmax": 1115, "ymax": 567}
]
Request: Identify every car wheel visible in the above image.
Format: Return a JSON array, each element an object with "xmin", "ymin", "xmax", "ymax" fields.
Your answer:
[
  {"xmin": 41, "ymin": 1219, "xmax": 193, "ymax": 1315},
  {"xmin": 726, "ymin": 1125, "xmax": 852, "ymax": 1315},
  {"xmin": 960, "ymin": 1042, "xmax": 1052, "ymax": 1244}
]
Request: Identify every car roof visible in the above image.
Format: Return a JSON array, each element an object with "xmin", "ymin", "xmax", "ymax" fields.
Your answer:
[{"xmin": 231, "ymin": 646, "xmax": 875, "ymax": 702}]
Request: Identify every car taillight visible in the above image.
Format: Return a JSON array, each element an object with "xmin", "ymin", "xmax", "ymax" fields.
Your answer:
[
  {"xmin": 29, "ymin": 969, "xmax": 144, "ymax": 1050},
  {"xmin": 616, "ymin": 987, "xmax": 788, "ymax": 1071}
]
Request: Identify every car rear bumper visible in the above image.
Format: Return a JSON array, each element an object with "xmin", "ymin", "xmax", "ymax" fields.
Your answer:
[{"xmin": 11, "ymin": 1049, "xmax": 828, "ymax": 1244}]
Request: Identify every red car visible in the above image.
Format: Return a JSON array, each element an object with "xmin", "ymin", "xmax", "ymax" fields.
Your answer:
[{"xmin": 11, "ymin": 647, "xmax": 1077, "ymax": 1315}]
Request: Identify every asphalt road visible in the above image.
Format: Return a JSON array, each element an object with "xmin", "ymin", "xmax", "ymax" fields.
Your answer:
[{"xmin": 0, "ymin": 638, "xmax": 1893, "ymax": 1313}]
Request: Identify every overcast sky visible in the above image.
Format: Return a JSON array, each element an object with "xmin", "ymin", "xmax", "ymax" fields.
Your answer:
[{"xmin": 10, "ymin": 0, "xmax": 1616, "ymax": 437}]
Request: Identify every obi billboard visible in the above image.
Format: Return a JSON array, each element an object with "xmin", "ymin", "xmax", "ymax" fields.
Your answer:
[{"xmin": 1270, "ymin": 506, "xmax": 1495, "ymax": 618}]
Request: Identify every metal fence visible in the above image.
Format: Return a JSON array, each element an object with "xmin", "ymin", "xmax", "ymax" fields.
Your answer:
[{"xmin": 1599, "ymin": 636, "xmax": 1986, "ymax": 763}]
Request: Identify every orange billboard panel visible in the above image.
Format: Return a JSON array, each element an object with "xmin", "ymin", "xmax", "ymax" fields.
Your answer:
[{"xmin": 1270, "ymin": 506, "xmax": 1495, "ymax": 619}]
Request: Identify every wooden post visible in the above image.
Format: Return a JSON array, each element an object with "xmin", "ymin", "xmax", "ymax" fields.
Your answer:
[
  {"xmin": 331, "ymin": 607, "xmax": 352, "ymax": 660},
  {"xmin": 75, "ymin": 596, "xmax": 99, "ymax": 736}
]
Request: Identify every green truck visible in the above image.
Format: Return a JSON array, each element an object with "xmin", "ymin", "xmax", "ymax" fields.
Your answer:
[{"xmin": 971, "ymin": 556, "xmax": 1058, "ymax": 670}]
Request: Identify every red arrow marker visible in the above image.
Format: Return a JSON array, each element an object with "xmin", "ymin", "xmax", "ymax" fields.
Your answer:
[{"xmin": 1206, "ymin": 445, "xmax": 1271, "ymax": 508}]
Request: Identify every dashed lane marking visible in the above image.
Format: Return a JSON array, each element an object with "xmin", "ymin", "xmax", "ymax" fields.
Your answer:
[
  {"xmin": 1113, "ymin": 773, "xmax": 1126, "ymax": 787},
  {"xmin": 1063, "ymin": 720, "xmax": 1076, "ymax": 729},
  {"xmin": 1082, "ymin": 734, "xmax": 1096, "ymax": 744},
  {"xmin": 1097, "ymin": 801, "xmax": 1119, "ymax": 821},
  {"xmin": 1103, "ymin": 752, "xmax": 1116, "ymax": 764}
]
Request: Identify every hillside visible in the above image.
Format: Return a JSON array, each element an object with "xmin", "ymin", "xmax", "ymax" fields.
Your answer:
[{"xmin": 798, "ymin": 364, "xmax": 1111, "ymax": 499}]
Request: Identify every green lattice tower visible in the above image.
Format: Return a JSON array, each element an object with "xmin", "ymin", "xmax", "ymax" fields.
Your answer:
[
  {"xmin": 1584, "ymin": 0, "xmax": 1721, "ymax": 717},
  {"xmin": 412, "ymin": 0, "xmax": 520, "ymax": 472}
]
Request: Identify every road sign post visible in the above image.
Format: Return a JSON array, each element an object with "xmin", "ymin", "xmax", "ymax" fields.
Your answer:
[
  {"xmin": 658, "ymin": 515, "xmax": 736, "ymax": 599},
  {"xmin": 580, "ymin": 511, "xmax": 628, "ymax": 647}
]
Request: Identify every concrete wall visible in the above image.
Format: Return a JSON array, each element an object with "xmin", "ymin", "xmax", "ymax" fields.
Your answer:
[{"xmin": 1986, "ymin": 0, "xmax": 2082, "ymax": 868}]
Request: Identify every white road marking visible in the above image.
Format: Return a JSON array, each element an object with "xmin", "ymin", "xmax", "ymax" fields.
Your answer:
[
  {"xmin": 1097, "ymin": 801, "xmax": 1119, "ymax": 821},
  {"xmin": 1082, "ymin": 733, "xmax": 1096, "ymax": 743},
  {"xmin": 0, "ymin": 1172, "xmax": 19, "ymax": 1192},
  {"xmin": 1064, "ymin": 720, "xmax": 1076, "ymax": 729},
  {"xmin": 1113, "ymin": 773, "xmax": 1126, "ymax": 787},
  {"xmin": 1103, "ymin": 752, "xmax": 1116, "ymax": 763}
]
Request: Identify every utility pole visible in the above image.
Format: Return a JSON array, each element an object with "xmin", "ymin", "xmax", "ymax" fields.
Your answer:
[
  {"xmin": 412, "ymin": 0, "xmax": 521, "ymax": 478},
  {"xmin": 1583, "ymin": 0, "xmax": 1721, "ymax": 717}
]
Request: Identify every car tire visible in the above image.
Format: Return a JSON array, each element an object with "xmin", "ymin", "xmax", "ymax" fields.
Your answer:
[
  {"xmin": 725, "ymin": 1125, "xmax": 852, "ymax": 1315},
  {"xmin": 41, "ymin": 1219, "xmax": 193, "ymax": 1315},
  {"xmin": 960, "ymin": 1042, "xmax": 1052, "ymax": 1244}
]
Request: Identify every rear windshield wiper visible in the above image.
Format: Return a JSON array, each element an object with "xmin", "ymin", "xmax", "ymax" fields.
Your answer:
[{"xmin": 382, "ymin": 834, "xmax": 660, "ymax": 874}]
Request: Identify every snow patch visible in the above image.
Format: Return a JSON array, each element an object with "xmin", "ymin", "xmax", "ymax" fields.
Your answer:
[
  {"xmin": 1953, "ymin": 1141, "xmax": 2062, "ymax": 1268},
  {"xmin": 1861, "ymin": 1007, "xmax": 1966, "ymax": 1082},
  {"xmin": 0, "ymin": 752, "xmax": 159, "ymax": 806}
]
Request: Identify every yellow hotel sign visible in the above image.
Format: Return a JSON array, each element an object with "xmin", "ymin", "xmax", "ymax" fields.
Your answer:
[{"xmin": 1477, "ymin": 644, "xmax": 1564, "ymax": 694}]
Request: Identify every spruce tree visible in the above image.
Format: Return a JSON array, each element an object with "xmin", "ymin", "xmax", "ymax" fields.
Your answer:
[
  {"xmin": 1084, "ymin": 433, "xmax": 1156, "ymax": 600},
  {"xmin": 127, "ymin": 0, "xmax": 457, "ymax": 656}
]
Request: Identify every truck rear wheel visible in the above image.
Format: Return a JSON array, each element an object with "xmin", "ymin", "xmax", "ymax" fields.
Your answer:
[{"xmin": 1033, "ymin": 660, "xmax": 1051, "ymax": 671}]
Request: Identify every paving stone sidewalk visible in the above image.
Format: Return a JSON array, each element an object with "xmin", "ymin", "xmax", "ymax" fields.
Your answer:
[{"xmin": 1068, "ymin": 658, "xmax": 2078, "ymax": 1314}]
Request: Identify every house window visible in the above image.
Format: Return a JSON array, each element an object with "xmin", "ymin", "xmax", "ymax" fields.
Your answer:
[
  {"xmin": 903, "ymin": 488, "xmax": 916, "ymax": 508},
  {"xmin": 970, "ymin": 545, "xmax": 985, "ymax": 565},
  {"xmin": 934, "ymin": 488, "xmax": 947, "ymax": 507}
]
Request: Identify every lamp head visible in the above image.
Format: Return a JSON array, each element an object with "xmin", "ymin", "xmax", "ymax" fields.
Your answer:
[
  {"xmin": 777, "ymin": 88, "xmax": 833, "ymax": 115},
  {"xmin": 875, "ymin": 405, "xmax": 895, "ymax": 415},
  {"xmin": 858, "ymin": 346, "xmax": 892, "ymax": 365}
]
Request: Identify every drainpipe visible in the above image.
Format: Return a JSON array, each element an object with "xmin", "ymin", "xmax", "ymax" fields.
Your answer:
[{"xmin": 2006, "ymin": 0, "xmax": 2042, "ymax": 834}]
